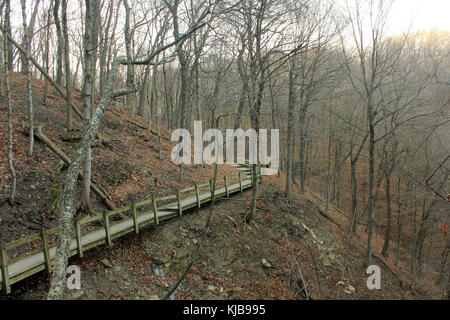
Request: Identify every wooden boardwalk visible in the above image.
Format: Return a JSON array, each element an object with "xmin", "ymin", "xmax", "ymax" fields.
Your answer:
[{"xmin": 0, "ymin": 164, "xmax": 259, "ymax": 294}]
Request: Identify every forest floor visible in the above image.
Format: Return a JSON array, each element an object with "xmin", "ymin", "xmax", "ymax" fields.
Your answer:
[
  {"xmin": 0, "ymin": 72, "xmax": 446, "ymax": 299},
  {"xmin": 7, "ymin": 181, "xmax": 439, "ymax": 300}
]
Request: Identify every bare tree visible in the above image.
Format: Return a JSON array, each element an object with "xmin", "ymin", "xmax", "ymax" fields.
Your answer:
[
  {"xmin": 341, "ymin": 0, "xmax": 413, "ymax": 265},
  {"xmin": 2, "ymin": 0, "xmax": 16, "ymax": 205}
]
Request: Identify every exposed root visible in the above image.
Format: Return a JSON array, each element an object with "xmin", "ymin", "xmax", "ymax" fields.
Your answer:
[{"xmin": 79, "ymin": 201, "xmax": 97, "ymax": 216}]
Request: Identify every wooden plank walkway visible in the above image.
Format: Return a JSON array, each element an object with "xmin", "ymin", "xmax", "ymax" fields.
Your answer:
[{"xmin": 0, "ymin": 164, "xmax": 259, "ymax": 294}]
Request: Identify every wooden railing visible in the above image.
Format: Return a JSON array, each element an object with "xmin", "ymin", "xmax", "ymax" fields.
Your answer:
[{"xmin": 0, "ymin": 165, "xmax": 260, "ymax": 294}]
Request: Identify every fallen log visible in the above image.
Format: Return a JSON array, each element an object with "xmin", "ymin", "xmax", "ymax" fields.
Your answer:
[
  {"xmin": 310, "ymin": 191, "xmax": 348, "ymax": 218},
  {"xmin": 35, "ymin": 126, "xmax": 116, "ymax": 210},
  {"xmin": 304, "ymin": 198, "xmax": 344, "ymax": 231},
  {"xmin": 108, "ymin": 107, "xmax": 149, "ymax": 130}
]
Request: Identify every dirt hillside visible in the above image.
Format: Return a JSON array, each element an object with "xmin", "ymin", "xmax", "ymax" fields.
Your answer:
[{"xmin": 0, "ymin": 72, "xmax": 443, "ymax": 300}]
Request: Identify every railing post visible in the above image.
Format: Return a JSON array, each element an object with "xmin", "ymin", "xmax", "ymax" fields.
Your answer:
[
  {"xmin": 104, "ymin": 212, "xmax": 112, "ymax": 247},
  {"xmin": 75, "ymin": 219, "xmax": 83, "ymax": 258},
  {"xmin": 239, "ymin": 172, "xmax": 243, "ymax": 192},
  {"xmin": 210, "ymin": 179, "xmax": 214, "ymax": 200},
  {"xmin": 195, "ymin": 183, "xmax": 201, "ymax": 208},
  {"xmin": 132, "ymin": 202, "xmax": 139, "ymax": 234},
  {"xmin": 224, "ymin": 176, "xmax": 229, "ymax": 197},
  {"xmin": 152, "ymin": 194, "xmax": 159, "ymax": 224},
  {"xmin": 0, "ymin": 243, "xmax": 11, "ymax": 294},
  {"xmin": 41, "ymin": 229, "xmax": 52, "ymax": 273},
  {"xmin": 177, "ymin": 190, "xmax": 182, "ymax": 216}
]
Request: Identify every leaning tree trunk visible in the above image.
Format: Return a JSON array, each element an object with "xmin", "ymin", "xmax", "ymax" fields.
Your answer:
[{"xmin": 47, "ymin": 60, "xmax": 124, "ymax": 299}]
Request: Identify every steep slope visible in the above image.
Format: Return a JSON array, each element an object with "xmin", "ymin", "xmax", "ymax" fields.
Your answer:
[
  {"xmin": 0, "ymin": 72, "xmax": 238, "ymax": 256},
  {"xmin": 8, "ymin": 179, "xmax": 435, "ymax": 300}
]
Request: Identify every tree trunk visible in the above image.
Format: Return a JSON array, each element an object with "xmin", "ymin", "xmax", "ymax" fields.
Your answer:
[
  {"xmin": 53, "ymin": 0, "xmax": 63, "ymax": 86},
  {"xmin": 234, "ymin": 48, "xmax": 248, "ymax": 130},
  {"xmin": 98, "ymin": 1, "xmax": 113, "ymax": 97},
  {"xmin": 436, "ymin": 237, "xmax": 450, "ymax": 285},
  {"xmin": 81, "ymin": 0, "xmax": 94, "ymax": 207},
  {"xmin": 42, "ymin": 6, "xmax": 51, "ymax": 106},
  {"xmin": 367, "ymin": 119, "xmax": 376, "ymax": 265},
  {"xmin": 123, "ymin": 0, "xmax": 135, "ymax": 116},
  {"xmin": 138, "ymin": 64, "xmax": 151, "ymax": 116},
  {"xmin": 334, "ymin": 140, "xmax": 342, "ymax": 208},
  {"xmin": 298, "ymin": 108, "xmax": 307, "ymax": 194},
  {"xmin": 20, "ymin": 0, "xmax": 40, "ymax": 74},
  {"xmin": 325, "ymin": 124, "xmax": 332, "ymax": 213},
  {"xmin": 20, "ymin": 0, "xmax": 35, "ymax": 156},
  {"xmin": 381, "ymin": 170, "xmax": 392, "ymax": 257},
  {"xmin": 47, "ymin": 59, "xmax": 125, "ymax": 300},
  {"xmin": 395, "ymin": 176, "xmax": 403, "ymax": 266},
  {"xmin": 5, "ymin": 0, "xmax": 13, "ymax": 71},
  {"xmin": 90, "ymin": 0, "xmax": 100, "ymax": 101},
  {"xmin": 350, "ymin": 158, "xmax": 358, "ymax": 234},
  {"xmin": 62, "ymin": 0, "xmax": 72, "ymax": 131},
  {"xmin": 285, "ymin": 65, "xmax": 295, "ymax": 196},
  {"xmin": 149, "ymin": 64, "xmax": 159, "ymax": 130},
  {"xmin": 3, "ymin": 13, "xmax": 17, "ymax": 205}
]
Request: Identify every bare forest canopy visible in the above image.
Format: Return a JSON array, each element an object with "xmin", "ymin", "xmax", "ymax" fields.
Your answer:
[{"xmin": 0, "ymin": 0, "xmax": 449, "ymax": 300}]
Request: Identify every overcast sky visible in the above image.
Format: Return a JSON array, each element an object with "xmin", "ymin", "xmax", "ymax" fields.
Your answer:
[
  {"xmin": 388, "ymin": 0, "xmax": 450, "ymax": 34},
  {"xmin": 8, "ymin": 0, "xmax": 450, "ymax": 45}
]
